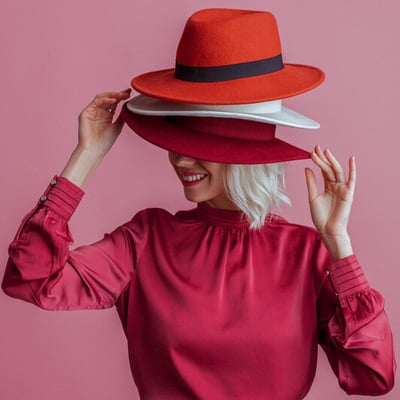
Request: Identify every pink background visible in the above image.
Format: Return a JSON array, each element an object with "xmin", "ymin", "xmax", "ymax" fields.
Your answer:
[{"xmin": 1, "ymin": 0, "xmax": 398, "ymax": 399}]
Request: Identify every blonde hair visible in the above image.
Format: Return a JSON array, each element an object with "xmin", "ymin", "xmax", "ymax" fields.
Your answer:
[{"xmin": 223, "ymin": 163, "xmax": 291, "ymax": 229}]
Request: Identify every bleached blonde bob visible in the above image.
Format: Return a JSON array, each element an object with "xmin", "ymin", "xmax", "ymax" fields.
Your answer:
[{"xmin": 223, "ymin": 162, "xmax": 291, "ymax": 229}]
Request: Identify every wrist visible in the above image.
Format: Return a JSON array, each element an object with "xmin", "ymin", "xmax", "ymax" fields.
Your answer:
[
  {"xmin": 320, "ymin": 232, "xmax": 353, "ymax": 261},
  {"xmin": 73, "ymin": 145, "xmax": 105, "ymax": 161},
  {"xmin": 60, "ymin": 147, "xmax": 104, "ymax": 188}
]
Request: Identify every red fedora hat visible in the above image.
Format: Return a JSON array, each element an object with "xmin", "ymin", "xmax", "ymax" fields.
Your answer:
[
  {"xmin": 132, "ymin": 8, "xmax": 325, "ymax": 105},
  {"xmin": 121, "ymin": 104, "xmax": 310, "ymax": 164}
]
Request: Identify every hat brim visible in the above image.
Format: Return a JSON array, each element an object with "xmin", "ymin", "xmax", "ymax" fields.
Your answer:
[
  {"xmin": 132, "ymin": 63, "xmax": 325, "ymax": 105},
  {"xmin": 121, "ymin": 104, "xmax": 311, "ymax": 164},
  {"xmin": 126, "ymin": 95, "xmax": 320, "ymax": 129}
]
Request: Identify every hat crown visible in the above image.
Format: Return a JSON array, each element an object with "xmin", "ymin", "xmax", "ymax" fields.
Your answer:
[{"xmin": 176, "ymin": 8, "xmax": 282, "ymax": 67}]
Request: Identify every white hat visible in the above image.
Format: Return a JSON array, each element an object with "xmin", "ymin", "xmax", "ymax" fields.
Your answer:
[{"xmin": 126, "ymin": 94, "xmax": 320, "ymax": 129}]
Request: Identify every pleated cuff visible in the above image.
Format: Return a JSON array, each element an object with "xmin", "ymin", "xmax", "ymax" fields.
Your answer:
[
  {"xmin": 327, "ymin": 255, "xmax": 370, "ymax": 298},
  {"xmin": 39, "ymin": 176, "xmax": 85, "ymax": 221}
]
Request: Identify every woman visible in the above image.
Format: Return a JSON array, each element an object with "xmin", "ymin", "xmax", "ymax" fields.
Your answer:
[{"xmin": 2, "ymin": 8, "xmax": 395, "ymax": 400}]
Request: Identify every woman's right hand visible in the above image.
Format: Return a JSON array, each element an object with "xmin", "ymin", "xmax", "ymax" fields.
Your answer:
[
  {"xmin": 61, "ymin": 89, "xmax": 131, "ymax": 188},
  {"xmin": 77, "ymin": 89, "xmax": 131, "ymax": 157}
]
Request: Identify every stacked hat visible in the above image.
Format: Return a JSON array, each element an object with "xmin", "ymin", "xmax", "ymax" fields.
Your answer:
[{"xmin": 122, "ymin": 8, "xmax": 325, "ymax": 164}]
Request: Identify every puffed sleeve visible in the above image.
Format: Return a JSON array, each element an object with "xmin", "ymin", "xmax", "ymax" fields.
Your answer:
[
  {"xmin": 2, "ymin": 176, "xmax": 140, "ymax": 311},
  {"xmin": 316, "ymin": 246, "xmax": 396, "ymax": 395}
]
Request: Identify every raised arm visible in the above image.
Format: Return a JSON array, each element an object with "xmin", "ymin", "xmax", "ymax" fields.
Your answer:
[
  {"xmin": 306, "ymin": 146, "xmax": 395, "ymax": 394},
  {"xmin": 2, "ymin": 90, "xmax": 139, "ymax": 311}
]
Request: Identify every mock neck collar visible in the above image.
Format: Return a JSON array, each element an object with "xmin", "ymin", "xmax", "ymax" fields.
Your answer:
[{"xmin": 196, "ymin": 202, "xmax": 250, "ymax": 228}]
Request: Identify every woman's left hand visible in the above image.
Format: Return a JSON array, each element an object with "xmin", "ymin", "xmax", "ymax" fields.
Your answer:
[{"xmin": 305, "ymin": 145, "xmax": 356, "ymax": 260}]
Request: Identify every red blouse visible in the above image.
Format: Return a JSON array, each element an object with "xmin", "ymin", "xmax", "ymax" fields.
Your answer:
[{"xmin": 2, "ymin": 177, "xmax": 395, "ymax": 399}]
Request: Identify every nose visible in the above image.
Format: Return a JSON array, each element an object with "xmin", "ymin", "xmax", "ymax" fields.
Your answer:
[{"xmin": 169, "ymin": 152, "xmax": 197, "ymax": 167}]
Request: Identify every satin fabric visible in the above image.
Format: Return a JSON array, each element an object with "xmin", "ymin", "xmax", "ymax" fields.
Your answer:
[{"xmin": 2, "ymin": 177, "xmax": 395, "ymax": 399}]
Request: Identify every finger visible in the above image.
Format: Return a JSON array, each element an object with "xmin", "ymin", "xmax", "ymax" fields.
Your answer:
[
  {"xmin": 311, "ymin": 149, "xmax": 336, "ymax": 182},
  {"xmin": 314, "ymin": 145, "xmax": 334, "ymax": 171},
  {"xmin": 315, "ymin": 145, "xmax": 331, "ymax": 165},
  {"xmin": 100, "ymin": 90, "xmax": 132, "ymax": 111},
  {"xmin": 324, "ymin": 148, "xmax": 346, "ymax": 182},
  {"xmin": 347, "ymin": 156, "xmax": 357, "ymax": 188},
  {"xmin": 94, "ymin": 89, "xmax": 131, "ymax": 99},
  {"xmin": 305, "ymin": 167, "xmax": 319, "ymax": 202},
  {"xmin": 91, "ymin": 96, "xmax": 118, "ymax": 111},
  {"xmin": 92, "ymin": 96, "xmax": 117, "ymax": 105},
  {"xmin": 114, "ymin": 88, "xmax": 132, "ymax": 100}
]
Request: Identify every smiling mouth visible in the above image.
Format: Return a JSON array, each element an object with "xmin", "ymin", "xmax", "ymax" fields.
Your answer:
[
  {"xmin": 180, "ymin": 173, "xmax": 208, "ymax": 186},
  {"xmin": 182, "ymin": 173, "xmax": 207, "ymax": 182}
]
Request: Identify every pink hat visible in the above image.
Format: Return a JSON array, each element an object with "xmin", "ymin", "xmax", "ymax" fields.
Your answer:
[{"xmin": 121, "ymin": 105, "xmax": 310, "ymax": 164}]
